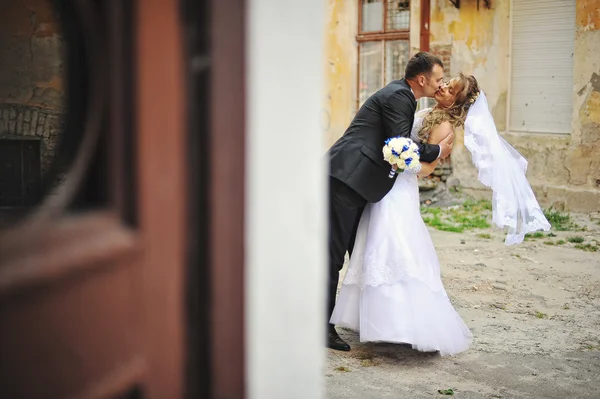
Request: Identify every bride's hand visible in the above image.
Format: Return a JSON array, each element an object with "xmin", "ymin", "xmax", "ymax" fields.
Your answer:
[{"xmin": 438, "ymin": 131, "xmax": 454, "ymax": 159}]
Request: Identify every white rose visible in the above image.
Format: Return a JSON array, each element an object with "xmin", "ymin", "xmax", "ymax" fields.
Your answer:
[
  {"xmin": 389, "ymin": 138, "xmax": 401, "ymax": 148},
  {"xmin": 383, "ymin": 146, "xmax": 393, "ymax": 161},
  {"xmin": 408, "ymin": 159, "xmax": 420, "ymax": 170}
]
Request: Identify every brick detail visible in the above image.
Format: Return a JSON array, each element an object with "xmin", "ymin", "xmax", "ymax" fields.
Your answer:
[
  {"xmin": 430, "ymin": 44, "xmax": 452, "ymax": 79},
  {"xmin": 0, "ymin": 104, "xmax": 65, "ymax": 175}
]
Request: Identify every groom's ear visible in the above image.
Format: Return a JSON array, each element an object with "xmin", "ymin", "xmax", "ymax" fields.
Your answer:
[{"xmin": 417, "ymin": 74, "xmax": 426, "ymax": 87}]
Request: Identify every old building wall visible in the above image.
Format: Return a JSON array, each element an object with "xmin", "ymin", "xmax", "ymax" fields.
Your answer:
[
  {"xmin": 429, "ymin": 0, "xmax": 599, "ymax": 212},
  {"xmin": 323, "ymin": 0, "xmax": 358, "ymax": 149},
  {"xmin": 0, "ymin": 0, "xmax": 65, "ymax": 175}
]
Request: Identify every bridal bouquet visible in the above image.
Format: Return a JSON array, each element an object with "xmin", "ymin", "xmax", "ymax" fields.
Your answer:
[{"xmin": 382, "ymin": 136, "xmax": 421, "ymax": 178}]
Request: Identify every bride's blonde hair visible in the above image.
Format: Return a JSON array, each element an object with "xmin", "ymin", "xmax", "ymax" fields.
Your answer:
[{"xmin": 418, "ymin": 73, "xmax": 480, "ymax": 142}]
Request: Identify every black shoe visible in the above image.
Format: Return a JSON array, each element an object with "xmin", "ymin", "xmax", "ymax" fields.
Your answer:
[{"xmin": 327, "ymin": 327, "xmax": 351, "ymax": 351}]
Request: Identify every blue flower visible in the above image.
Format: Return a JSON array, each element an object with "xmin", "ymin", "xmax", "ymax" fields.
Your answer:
[
  {"xmin": 385, "ymin": 138, "xmax": 391, "ymax": 145},
  {"xmin": 402, "ymin": 145, "xmax": 409, "ymax": 152},
  {"xmin": 391, "ymin": 149, "xmax": 400, "ymax": 157},
  {"xmin": 405, "ymin": 157, "xmax": 412, "ymax": 166}
]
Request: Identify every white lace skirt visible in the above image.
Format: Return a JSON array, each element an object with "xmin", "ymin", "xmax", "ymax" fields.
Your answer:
[{"xmin": 330, "ymin": 173, "xmax": 472, "ymax": 356}]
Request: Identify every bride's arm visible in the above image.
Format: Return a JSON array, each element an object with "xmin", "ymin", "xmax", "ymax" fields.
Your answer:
[{"xmin": 417, "ymin": 121, "xmax": 453, "ymax": 178}]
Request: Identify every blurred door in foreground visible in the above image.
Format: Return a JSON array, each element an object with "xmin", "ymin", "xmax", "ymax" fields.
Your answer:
[{"xmin": 0, "ymin": 0, "xmax": 188, "ymax": 398}]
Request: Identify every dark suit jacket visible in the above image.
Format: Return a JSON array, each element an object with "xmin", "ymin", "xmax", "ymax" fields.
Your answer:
[{"xmin": 327, "ymin": 79, "xmax": 440, "ymax": 203}]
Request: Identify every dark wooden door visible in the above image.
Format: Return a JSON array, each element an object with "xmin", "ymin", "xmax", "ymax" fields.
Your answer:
[
  {"xmin": 0, "ymin": 0, "xmax": 187, "ymax": 398},
  {"xmin": 0, "ymin": 139, "xmax": 42, "ymax": 207}
]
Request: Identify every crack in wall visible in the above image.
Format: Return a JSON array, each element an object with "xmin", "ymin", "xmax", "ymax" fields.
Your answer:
[{"xmin": 27, "ymin": 8, "xmax": 37, "ymax": 62}]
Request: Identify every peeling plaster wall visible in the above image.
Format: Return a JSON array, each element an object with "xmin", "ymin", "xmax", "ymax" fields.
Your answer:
[
  {"xmin": 431, "ymin": 0, "xmax": 600, "ymax": 212},
  {"xmin": 0, "ymin": 0, "xmax": 65, "ymax": 175},
  {"xmin": 323, "ymin": 0, "xmax": 598, "ymax": 211},
  {"xmin": 0, "ymin": 0, "xmax": 64, "ymax": 108},
  {"xmin": 323, "ymin": 0, "xmax": 358, "ymax": 149}
]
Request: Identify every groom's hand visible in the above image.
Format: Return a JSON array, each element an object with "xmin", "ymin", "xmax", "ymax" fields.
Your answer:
[{"xmin": 439, "ymin": 131, "xmax": 454, "ymax": 159}]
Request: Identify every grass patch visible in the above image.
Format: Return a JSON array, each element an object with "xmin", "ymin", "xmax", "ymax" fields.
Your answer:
[
  {"xmin": 583, "ymin": 343, "xmax": 600, "ymax": 351},
  {"xmin": 535, "ymin": 311, "xmax": 547, "ymax": 319},
  {"xmin": 525, "ymin": 231, "xmax": 546, "ymax": 241},
  {"xmin": 544, "ymin": 208, "xmax": 581, "ymax": 231},
  {"xmin": 567, "ymin": 236, "xmax": 585, "ymax": 243},
  {"xmin": 477, "ymin": 233, "xmax": 492, "ymax": 239},
  {"xmin": 421, "ymin": 199, "xmax": 491, "ymax": 233},
  {"xmin": 544, "ymin": 240, "xmax": 556, "ymax": 246},
  {"xmin": 574, "ymin": 243, "xmax": 599, "ymax": 252},
  {"xmin": 462, "ymin": 199, "xmax": 493, "ymax": 211}
]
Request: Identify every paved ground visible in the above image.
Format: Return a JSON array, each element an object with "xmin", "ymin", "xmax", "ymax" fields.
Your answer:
[{"xmin": 326, "ymin": 211, "xmax": 600, "ymax": 399}]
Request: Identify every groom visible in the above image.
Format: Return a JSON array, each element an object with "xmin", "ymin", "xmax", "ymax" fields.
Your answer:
[{"xmin": 326, "ymin": 52, "xmax": 454, "ymax": 351}]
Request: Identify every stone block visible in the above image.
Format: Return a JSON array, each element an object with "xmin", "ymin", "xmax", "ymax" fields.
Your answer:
[
  {"xmin": 36, "ymin": 113, "xmax": 46, "ymax": 136},
  {"xmin": 446, "ymin": 176, "xmax": 460, "ymax": 189},
  {"xmin": 16, "ymin": 112, "xmax": 23, "ymax": 134},
  {"xmin": 31, "ymin": 110, "xmax": 38, "ymax": 132}
]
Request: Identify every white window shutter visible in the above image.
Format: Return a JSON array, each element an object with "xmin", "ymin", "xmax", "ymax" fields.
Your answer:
[{"xmin": 509, "ymin": 0, "xmax": 576, "ymax": 134}]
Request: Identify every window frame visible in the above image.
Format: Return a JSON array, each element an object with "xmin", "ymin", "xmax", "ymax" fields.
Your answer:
[
  {"xmin": 358, "ymin": 0, "xmax": 411, "ymax": 37},
  {"xmin": 356, "ymin": 0, "xmax": 411, "ymax": 109}
]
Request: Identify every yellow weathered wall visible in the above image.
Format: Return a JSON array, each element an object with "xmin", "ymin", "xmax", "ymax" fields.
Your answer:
[
  {"xmin": 323, "ymin": 0, "xmax": 358, "ymax": 148},
  {"xmin": 323, "ymin": 0, "xmax": 599, "ymax": 211},
  {"xmin": 435, "ymin": 0, "xmax": 600, "ymax": 212},
  {"xmin": 323, "ymin": 0, "xmax": 424, "ymax": 148},
  {"xmin": 430, "ymin": 0, "xmax": 510, "ymax": 127}
]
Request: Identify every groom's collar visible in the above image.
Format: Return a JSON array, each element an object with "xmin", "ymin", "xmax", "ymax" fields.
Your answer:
[{"xmin": 402, "ymin": 78, "xmax": 416, "ymax": 99}]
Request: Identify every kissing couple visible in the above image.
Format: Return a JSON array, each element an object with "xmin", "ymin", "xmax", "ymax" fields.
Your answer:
[{"xmin": 325, "ymin": 52, "xmax": 550, "ymax": 354}]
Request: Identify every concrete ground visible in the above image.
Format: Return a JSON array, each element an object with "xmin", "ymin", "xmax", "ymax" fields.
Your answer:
[{"xmin": 326, "ymin": 211, "xmax": 600, "ymax": 399}]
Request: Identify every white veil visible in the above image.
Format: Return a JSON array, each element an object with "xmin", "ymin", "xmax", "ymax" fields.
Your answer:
[{"xmin": 464, "ymin": 91, "xmax": 551, "ymax": 245}]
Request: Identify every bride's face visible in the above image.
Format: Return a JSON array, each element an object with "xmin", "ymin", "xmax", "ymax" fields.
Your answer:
[{"xmin": 435, "ymin": 77, "xmax": 461, "ymax": 108}]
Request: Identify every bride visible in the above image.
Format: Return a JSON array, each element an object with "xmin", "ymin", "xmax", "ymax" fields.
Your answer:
[{"xmin": 330, "ymin": 74, "xmax": 550, "ymax": 356}]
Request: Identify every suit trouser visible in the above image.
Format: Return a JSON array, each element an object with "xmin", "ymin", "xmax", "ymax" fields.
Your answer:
[{"xmin": 328, "ymin": 177, "xmax": 367, "ymax": 326}]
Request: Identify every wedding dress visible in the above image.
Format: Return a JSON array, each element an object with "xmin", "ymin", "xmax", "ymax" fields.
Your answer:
[
  {"xmin": 329, "ymin": 109, "xmax": 472, "ymax": 356},
  {"xmin": 330, "ymin": 91, "xmax": 551, "ymax": 356}
]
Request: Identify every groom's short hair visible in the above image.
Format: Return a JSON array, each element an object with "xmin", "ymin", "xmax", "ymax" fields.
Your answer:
[{"xmin": 405, "ymin": 52, "xmax": 444, "ymax": 80}]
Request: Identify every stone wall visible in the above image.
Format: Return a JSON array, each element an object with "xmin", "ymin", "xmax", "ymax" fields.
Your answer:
[
  {"xmin": 0, "ymin": 0, "xmax": 65, "ymax": 177},
  {"xmin": 0, "ymin": 105, "xmax": 64, "ymax": 174}
]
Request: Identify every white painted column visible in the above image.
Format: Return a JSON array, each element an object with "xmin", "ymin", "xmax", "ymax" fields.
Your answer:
[{"xmin": 245, "ymin": 1, "xmax": 327, "ymax": 398}]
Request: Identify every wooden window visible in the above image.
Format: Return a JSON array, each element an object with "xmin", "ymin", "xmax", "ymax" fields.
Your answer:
[{"xmin": 357, "ymin": 0, "xmax": 411, "ymax": 106}]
